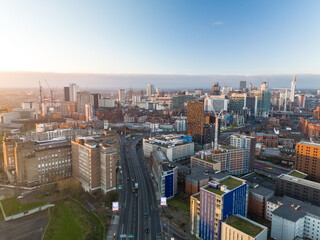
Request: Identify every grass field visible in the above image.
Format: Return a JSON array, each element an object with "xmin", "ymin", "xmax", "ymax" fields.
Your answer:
[
  {"xmin": 0, "ymin": 197, "xmax": 46, "ymax": 216},
  {"xmin": 168, "ymin": 197, "xmax": 190, "ymax": 213},
  {"xmin": 44, "ymin": 199, "xmax": 104, "ymax": 240}
]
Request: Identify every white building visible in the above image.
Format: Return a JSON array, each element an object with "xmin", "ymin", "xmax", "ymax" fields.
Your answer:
[
  {"xmin": 204, "ymin": 96, "xmax": 228, "ymax": 112},
  {"xmin": 230, "ymin": 134, "xmax": 256, "ymax": 173},
  {"xmin": 290, "ymin": 75, "xmax": 296, "ymax": 102},
  {"xmin": 143, "ymin": 134, "xmax": 194, "ymax": 162},
  {"xmin": 98, "ymin": 98, "xmax": 115, "ymax": 108},
  {"xmin": 69, "ymin": 83, "xmax": 78, "ymax": 102},
  {"xmin": 270, "ymin": 196, "xmax": 320, "ymax": 240},
  {"xmin": 118, "ymin": 89, "xmax": 125, "ymax": 102}
]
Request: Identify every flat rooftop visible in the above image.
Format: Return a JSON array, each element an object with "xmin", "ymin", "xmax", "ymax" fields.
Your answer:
[
  {"xmin": 278, "ymin": 174, "xmax": 320, "ymax": 189},
  {"xmin": 224, "ymin": 215, "xmax": 264, "ymax": 237},
  {"xmin": 298, "ymin": 141, "xmax": 320, "ymax": 147},
  {"xmin": 288, "ymin": 170, "xmax": 307, "ymax": 179},
  {"xmin": 204, "ymin": 177, "xmax": 244, "ymax": 196}
]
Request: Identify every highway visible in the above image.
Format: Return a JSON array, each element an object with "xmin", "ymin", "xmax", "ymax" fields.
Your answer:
[{"xmin": 117, "ymin": 134, "xmax": 161, "ymax": 240}]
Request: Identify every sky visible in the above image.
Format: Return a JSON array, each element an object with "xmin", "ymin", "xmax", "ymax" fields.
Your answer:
[{"xmin": 0, "ymin": 0, "xmax": 320, "ymax": 77}]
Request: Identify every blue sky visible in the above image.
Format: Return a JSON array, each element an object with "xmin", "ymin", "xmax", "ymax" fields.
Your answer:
[{"xmin": 0, "ymin": 0, "xmax": 320, "ymax": 75}]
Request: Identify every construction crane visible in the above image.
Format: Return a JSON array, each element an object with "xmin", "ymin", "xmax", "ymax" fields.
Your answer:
[
  {"xmin": 205, "ymin": 94, "xmax": 223, "ymax": 150},
  {"xmin": 45, "ymin": 79, "xmax": 54, "ymax": 111}
]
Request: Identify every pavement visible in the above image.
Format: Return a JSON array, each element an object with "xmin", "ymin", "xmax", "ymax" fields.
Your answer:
[
  {"xmin": 0, "ymin": 211, "xmax": 48, "ymax": 240},
  {"xmin": 106, "ymin": 215, "xmax": 119, "ymax": 239}
]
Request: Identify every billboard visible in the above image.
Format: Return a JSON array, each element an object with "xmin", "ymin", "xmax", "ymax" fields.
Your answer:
[
  {"xmin": 161, "ymin": 197, "xmax": 167, "ymax": 206},
  {"xmin": 112, "ymin": 202, "xmax": 119, "ymax": 211}
]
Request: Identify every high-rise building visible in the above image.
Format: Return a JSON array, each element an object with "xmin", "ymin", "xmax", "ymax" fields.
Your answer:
[
  {"xmin": 295, "ymin": 141, "xmax": 320, "ymax": 182},
  {"xmin": 69, "ymin": 83, "xmax": 78, "ymax": 102},
  {"xmin": 71, "ymin": 135, "xmax": 118, "ymax": 193},
  {"xmin": 248, "ymin": 83, "xmax": 252, "ymax": 92},
  {"xmin": 128, "ymin": 88, "xmax": 133, "ymax": 99},
  {"xmin": 76, "ymin": 91, "xmax": 91, "ymax": 114},
  {"xmin": 187, "ymin": 102, "xmax": 204, "ymax": 141},
  {"xmin": 197, "ymin": 176, "xmax": 248, "ymax": 240},
  {"xmin": 290, "ymin": 75, "xmax": 296, "ymax": 102},
  {"xmin": 239, "ymin": 81, "xmax": 246, "ymax": 91},
  {"xmin": 146, "ymin": 84, "xmax": 154, "ymax": 97},
  {"xmin": 64, "ymin": 87, "xmax": 70, "ymax": 101},
  {"xmin": 221, "ymin": 86, "xmax": 232, "ymax": 95},
  {"xmin": 118, "ymin": 89, "xmax": 125, "ymax": 102},
  {"xmin": 90, "ymin": 93, "xmax": 101, "ymax": 109},
  {"xmin": 230, "ymin": 134, "xmax": 256, "ymax": 173},
  {"xmin": 137, "ymin": 89, "xmax": 143, "ymax": 96},
  {"xmin": 260, "ymin": 82, "xmax": 267, "ymax": 92},
  {"xmin": 210, "ymin": 82, "xmax": 220, "ymax": 95},
  {"xmin": 195, "ymin": 89, "xmax": 203, "ymax": 96}
]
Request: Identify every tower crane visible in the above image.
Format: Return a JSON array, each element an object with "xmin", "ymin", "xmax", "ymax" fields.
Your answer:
[
  {"xmin": 205, "ymin": 94, "xmax": 223, "ymax": 149},
  {"xmin": 45, "ymin": 79, "xmax": 54, "ymax": 112}
]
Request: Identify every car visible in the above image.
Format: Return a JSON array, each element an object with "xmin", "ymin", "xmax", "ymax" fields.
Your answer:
[
  {"xmin": 127, "ymin": 178, "xmax": 130, "ymax": 181},
  {"xmin": 144, "ymin": 211, "xmax": 148, "ymax": 218},
  {"xmin": 132, "ymin": 178, "xmax": 134, "ymax": 182},
  {"xmin": 17, "ymin": 196, "xmax": 23, "ymax": 199},
  {"xmin": 113, "ymin": 233, "xmax": 116, "ymax": 238},
  {"xmin": 135, "ymin": 193, "xmax": 138, "ymax": 198},
  {"xmin": 145, "ymin": 227, "xmax": 150, "ymax": 233}
]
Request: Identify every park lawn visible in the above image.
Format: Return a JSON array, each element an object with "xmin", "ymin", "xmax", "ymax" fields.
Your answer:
[
  {"xmin": 0, "ymin": 197, "xmax": 46, "ymax": 216},
  {"xmin": 44, "ymin": 199, "xmax": 103, "ymax": 240},
  {"xmin": 168, "ymin": 197, "xmax": 190, "ymax": 213}
]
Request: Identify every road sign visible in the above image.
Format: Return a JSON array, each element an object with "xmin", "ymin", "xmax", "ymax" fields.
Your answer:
[{"xmin": 118, "ymin": 185, "xmax": 122, "ymax": 190}]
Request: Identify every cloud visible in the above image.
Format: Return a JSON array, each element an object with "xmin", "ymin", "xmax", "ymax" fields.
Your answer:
[{"xmin": 212, "ymin": 21, "xmax": 223, "ymax": 26}]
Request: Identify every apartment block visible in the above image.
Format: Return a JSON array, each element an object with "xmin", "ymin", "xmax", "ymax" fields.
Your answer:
[
  {"xmin": 71, "ymin": 135, "xmax": 118, "ymax": 193},
  {"xmin": 295, "ymin": 141, "xmax": 320, "ymax": 182},
  {"xmin": 230, "ymin": 134, "xmax": 256, "ymax": 172},
  {"xmin": 197, "ymin": 176, "xmax": 248, "ymax": 240},
  {"xmin": 221, "ymin": 215, "xmax": 267, "ymax": 240},
  {"xmin": 275, "ymin": 171, "xmax": 320, "ymax": 207},
  {"xmin": 191, "ymin": 146, "xmax": 246, "ymax": 175}
]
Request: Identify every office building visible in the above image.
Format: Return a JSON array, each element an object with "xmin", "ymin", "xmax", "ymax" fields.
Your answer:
[
  {"xmin": 118, "ymin": 89, "xmax": 125, "ymax": 102},
  {"xmin": 210, "ymin": 82, "xmax": 220, "ymax": 95},
  {"xmin": 137, "ymin": 89, "xmax": 143, "ymax": 96},
  {"xmin": 197, "ymin": 176, "xmax": 248, "ymax": 240},
  {"xmin": 98, "ymin": 98, "xmax": 116, "ymax": 108},
  {"xmin": 3, "ymin": 137, "xmax": 71, "ymax": 186},
  {"xmin": 151, "ymin": 149, "xmax": 178, "ymax": 199},
  {"xmin": 194, "ymin": 89, "xmax": 203, "ymax": 96},
  {"xmin": 275, "ymin": 171, "xmax": 320, "ymax": 207},
  {"xmin": 128, "ymin": 88, "xmax": 133, "ymax": 99},
  {"xmin": 248, "ymin": 83, "xmax": 253, "ymax": 92},
  {"xmin": 90, "ymin": 93, "xmax": 101, "ymax": 109},
  {"xmin": 239, "ymin": 81, "xmax": 246, "ymax": 91},
  {"xmin": 143, "ymin": 134, "xmax": 194, "ymax": 162},
  {"xmin": 69, "ymin": 83, "xmax": 78, "ymax": 102},
  {"xmin": 270, "ymin": 196, "xmax": 320, "ymax": 240},
  {"xmin": 230, "ymin": 134, "xmax": 256, "ymax": 173},
  {"xmin": 221, "ymin": 215, "xmax": 267, "ymax": 240},
  {"xmin": 290, "ymin": 75, "xmax": 296, "ymax": 102},
  {"xmin": 64, "ymin": 87, "xmax": 70, "ymax": 101},
  {"xmin": 76, "ymin": 91, "xmax": 91, "ymax": 114},
  {"xmin": 295, "ymin": 141, "xmax": 320, "ymax": 182},
  {"xmin": 71, "ymin": 135, "xmax": 118, "ymax": 193},
  {"xmin": 187, "ymin": 102, "xmax": 204, "ymax": 141},
  {"xmin": 146, "ymin": 84, "xmax": 154, "ymax": 97}
]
